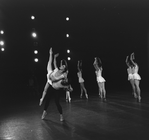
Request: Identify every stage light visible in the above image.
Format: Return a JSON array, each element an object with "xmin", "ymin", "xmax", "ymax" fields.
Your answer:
[
  {"xmin": 66, "ymin": 34, "xmax": 69, "ymax": 38},
  {"xmin": 67, "ymin": 57, "xmax": 71, "ymax": 61},
  {"xmin": 34, "ymin": 50, "xmax": 38, "ymax": 54},
  {"xmin": 32, "ymin": 32, "xmax": 37, "ymax": 38},
  {"xmin": 34, "ymin": 58, "xmax": 38, "ymax": 62},
  {"xmin": 1, "ymin": 47, "xmax": 4, "ymax": 51},
  {"xmin": 67, "ymin": 49, "xmax": 70, "ymax": 53},
  {"xmin": 66, "ymin": 17, "xmax": 69, "ymax": 21},
  {"xmin": 0, "ymin": 30, "xmax": 4, "ymax": 34},
  {"xmin": 0, "ymin": 41, "xmax": 4, "ymax": 46},
  {"xmin": 31, "ymin": 16, "xmax": 35, "ymax": 20}
]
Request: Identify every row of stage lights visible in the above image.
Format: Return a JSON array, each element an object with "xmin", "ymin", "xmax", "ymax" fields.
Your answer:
[
  {"xmin": 31, "ymin": 15, "xmax": 71, "ymax": 63},
  {"xmin": 65, "ymin": 17, "xmax": 71, "ymax": 61},
  {"xmin": 31, "ymin": 16, "xmax": 39, "ymax": 63},
  {"xmin": 0, "ymin": 30, "xmax": 5, "ymax": 52},
  {"xmin": 1, "ymin": 16, "xmax": 72, "ymax": 62}
]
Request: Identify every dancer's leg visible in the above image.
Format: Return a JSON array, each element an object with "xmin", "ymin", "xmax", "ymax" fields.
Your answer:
[
  {"xmin": 54, "ymin": 90, "xmax": 63, "ymax": 121},
  {"xmin": 101, "ymin": 82, "xmax": 106, "ymax": 99},
  {"xmin": 39, "ymin": 82, "xmax": 50, "ymax": 106},
  {"xmin": 80, "ymin": 83, "xmax": 83, "ymax": 98},
  {"xmin": 130, "ymin": 80, "xmax": 137, "ymax": 98},
  {"xmin": 97, "ymin": 82, "xmax": 102, "ymax": 98},
  {"xmin": 66, "ymin": 90, "xmax": 71, "ymax": 102},
  {"xmin": 134, "ymin": 80, "xmax": 141, "ymax": 102},
  {"xmin": 81, "ymin": 82, "xmax": 88, "ymax": 99}
]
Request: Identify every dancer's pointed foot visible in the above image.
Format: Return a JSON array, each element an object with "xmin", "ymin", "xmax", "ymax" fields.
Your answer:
[
  {"xmin": 60, "ymin": 114, "xmax": 64, "ymax": 122},
  {"xmin": 68, "ymin": 97, "xmax": 71, "ymax": 102},
  {"xmin": 85, "ymin": 94, "xmax": 88, "ymax": 99},
  {"xmin": 138, "ymin": 96, "xmax": 141, "ymax": 102},
  {"xmin": 134, "ymin": 93, "xmax": 137, "ymax": 98},
  {"xmin": 41, "ymin": 110, "xmax": 47, "ymax": 120}
]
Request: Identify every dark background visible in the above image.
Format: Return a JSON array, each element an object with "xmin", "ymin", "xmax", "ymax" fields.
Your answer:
[{"xmin": 0, "ymin": 0, "xmax": 149, "ymax": 100}]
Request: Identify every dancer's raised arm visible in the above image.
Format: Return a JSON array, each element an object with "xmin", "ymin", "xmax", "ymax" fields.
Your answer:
[
  {"xmin": 130, "ymin": 53, "xmax": 136, "ymax": 66},
  {"xmin": 125, "ymin": 56, "xmax": 129, "ymax": 67},
  {"xmin": 54, "ymin": 53, "xmax": 59, "ymax": 69}
]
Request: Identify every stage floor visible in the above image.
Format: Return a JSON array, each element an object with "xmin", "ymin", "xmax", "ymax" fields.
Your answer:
[{"xmin": 1, "ymin": 93, "xmax": 149, "ymax": 140}]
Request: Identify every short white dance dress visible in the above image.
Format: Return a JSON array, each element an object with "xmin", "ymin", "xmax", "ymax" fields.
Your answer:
[{"xmin": 96, "ymin": 69, "xmax": 105, "ymax": 83}]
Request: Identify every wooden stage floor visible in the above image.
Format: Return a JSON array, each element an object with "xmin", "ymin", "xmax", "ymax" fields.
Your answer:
[{"xmin": 1, "ymin": 93, "xmax": 149, "ymax": 140}]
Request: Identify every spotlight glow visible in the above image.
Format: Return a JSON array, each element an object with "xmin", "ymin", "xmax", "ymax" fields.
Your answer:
[
  {"xmin": 67, "ymin": 49, "xmax": 70, "ymax": 53},
  {"xmin": 34, "ymin": 58, "xmax": 39, "ymax": 62},
  {"xmin": 34, "ymin": 50, "xmax": 38, "ymax": 54},
  {"xmin": 0, "ymin": 41, "xmax": 4, "ymax": 46},
  {"xmin": 31, "ymin": 16, "xmax": 35, "ymax": 20},
  {"xmin": 67, "ymin": 57, "xmax": 71, "ymax": 61},
  {"xmin": 1, "ymin": 48, "xmax": 5, "ymax": 51},
  {"xmin": 66, "ymin": 17, "xmax": 69, "ymax": 21},
  {"xmin": 0, "ymin": 30, "xmax": 4, "ymax": 34},
  {"xmin": 66, "ymin": 34, "xmax": 69, "ymax": 38},
  {"xmin": 32, "ymin": 32, "xmax": 37, "ymax": 38}
]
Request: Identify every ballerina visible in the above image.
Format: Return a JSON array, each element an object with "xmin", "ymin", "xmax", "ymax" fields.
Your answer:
[
  {"xmin": 77, "ymin": 60, "xmax": 88, "ymax": 99},
  {"xmin": 93, "ymin": 57, "xmax": 106, "ymax": 100}
]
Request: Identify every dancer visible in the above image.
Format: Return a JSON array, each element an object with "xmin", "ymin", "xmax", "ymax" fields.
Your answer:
[
  {"xmin": 93, "ymin": 57, "xmax": 106, "ymax": 100},
  {"xmin": 60, "ymin": 59, "xmax": 71, "ymax": 102},
  {"xmin": 39, "ymin": 48, "xmax": 72, "ymax": 121},
  {"xmin": 126, "ymin": 55, "xmax": 136, "ymax": 98},
  {"xmin": 130, "ymin": 53, "xmax": 141, "ymax": 102},
  {"xmin": 77, "ymin": 60, "xmax": 88, "ymax": 99}
]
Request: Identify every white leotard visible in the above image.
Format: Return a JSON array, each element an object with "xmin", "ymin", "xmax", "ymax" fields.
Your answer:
[
  {"xmin": 95, "ymin": 69, "xmax": 105, "ymax": 83},
  {"xmin": 77, "ymin": 71, "xmax": 84, "ymax": 83},
  {"xmin": 133, "ymin": 65, "xmax": 141, "ymax": 80},
  {"xmin": 127, "ymin": 67, "xmax": 133, "ymax": 80}
]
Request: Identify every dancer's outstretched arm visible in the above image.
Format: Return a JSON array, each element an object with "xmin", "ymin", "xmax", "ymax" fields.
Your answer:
[
  {"xmin": 125, "ymin": 56, "xmax": 129, "ymax": 67},
  {"xmin": 50, "ymin": 53, "xmax": 65, "ymax": 81},
  {"xmin": 130, "ymin": 53, "xmax": 136, "ymax": 66},
  {"xmin": 77, "ymin": 61, "xmax": 81, "ymax": 71},
  {"xmin": 93, "ymin": 58, "xmax": 99, "ymax": 71},
  {"xmin": 54, "ymin": 53, "xmax": 59, "ymax": 69}
]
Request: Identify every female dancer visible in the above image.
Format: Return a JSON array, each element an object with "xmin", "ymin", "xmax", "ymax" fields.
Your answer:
[
  {"xmin": 39, "ymin": 48, "xmax": 72, "ymax": 121},
  {"xmin": 60, "ymin": 59, "xmax": 71, "ymax": 102},
  {"xmin": 126, "ymin": 55, "xmax": 136, "ymax": 98},
  {"xmin": 130, "ymin": 52, "xmax": 141, "ymax": 102},
  {"xmin": 77, "ymin": 60, "xmax": 88, "ymax": 99},
  {"xmin": 93, "ymin": 57, "xmax": 106, "ymax": 99}
]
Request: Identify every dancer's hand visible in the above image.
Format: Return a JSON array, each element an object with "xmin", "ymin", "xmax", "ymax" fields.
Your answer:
[
  {"xmin": 49, "ymin": 48, "xmax": 53, "ymax": 54},
  {"xmin": 132, "ymin": 52, "xmax": 135, "ymax": 59},
  {"xmin": 39, "ymin": 98, "xmax": 43, "ymax": 106},
  {"xmin": 125, "ymin": 56, "xmax": 128, "ymax": 62},
  {"xmin": 54, "ymin": 53, "xmax": 59, "ymax": 58}
]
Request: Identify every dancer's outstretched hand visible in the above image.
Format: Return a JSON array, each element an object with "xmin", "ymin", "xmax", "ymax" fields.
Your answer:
[{"xmin": 54, "ymin": 53, "xmax": 59, "ymax": 58}]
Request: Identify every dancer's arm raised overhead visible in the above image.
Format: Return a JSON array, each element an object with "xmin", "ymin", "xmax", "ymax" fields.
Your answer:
[
  {"xmin": 130, "ymin": 52, "xmax": 136, "ymax": 66},
  {"xmin": 125, "ymin": 55, "xmax": 129, "ymax": 67},
  {"xmin": 54, "ymin": 53, "xmax": 59, "ymax": 69},
  {"xmin": 77, "ymin": 60, "xmax": 82, "ymax": 72}
]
